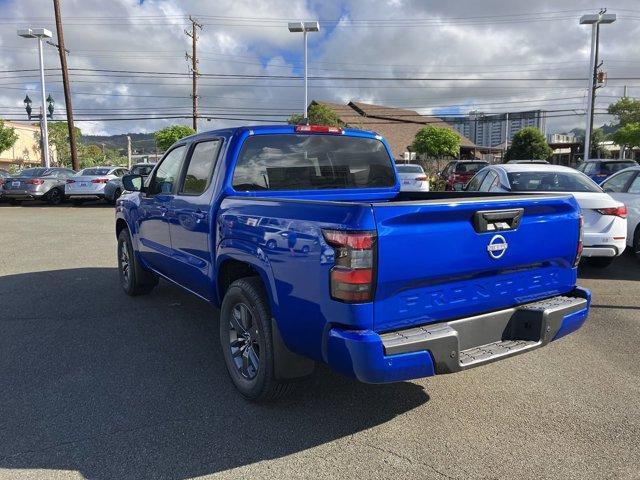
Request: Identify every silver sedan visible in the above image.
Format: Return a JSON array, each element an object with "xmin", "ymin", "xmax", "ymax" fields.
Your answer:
[{"xmin": 1, "ymin": 167, "xmax": 76, "ymax": 205}]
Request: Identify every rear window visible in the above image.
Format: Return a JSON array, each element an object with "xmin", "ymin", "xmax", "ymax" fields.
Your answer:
[
  {"xmin": 232, "ymin": 134, "xmax": 396, "ymax": 191},
  {"xmin": 19, "ymin": 168, "xmax": 49, "ymax": 177},
  {"xmin": 455, "ymin": 162, "xmax": 488, "ymax": 173},
  {"xmin": 396, "ymin": 164, "xmax": 424, "ymax": 173},
  {"xmin": 80, "ymin": 168, "xmax": 112, "ymax": 176},
  {"xmin": 507, "ymin": 171, "xmax": 600, "ymax": 192},
  {"xmin": 601, "ymin": 162, "xmax": 637, "ymax": 174}
]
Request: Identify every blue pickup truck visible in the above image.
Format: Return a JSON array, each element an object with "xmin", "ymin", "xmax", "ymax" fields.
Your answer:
[{"xmin": 115, "ymin": 124, "xmax": 591, "ymax": 401}]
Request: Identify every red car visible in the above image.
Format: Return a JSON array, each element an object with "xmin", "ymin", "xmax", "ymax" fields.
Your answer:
[{"xmin": 441, "ymin": 160, "xmax": 489, "ymax": 190}]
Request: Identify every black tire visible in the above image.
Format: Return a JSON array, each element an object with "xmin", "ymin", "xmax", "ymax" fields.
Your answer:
[
  {"xmin": 117, "ymin": 228, "xmax": 159, "ymax": 296},
  {"xmin": 266, "ymin": 239, "xmax": 277, "ymax": 250},
  {"xmin": 45, "ymin": 187, "xmax": 63, "ymax": 205},
  {"xmin": 586, "ymin": 256, "xmax": 615, "ymax": 268},
  {"xmin": 634, "ymin": 228, "xmax": 640, "ymax": 262},
  {"xmin": 220, "ymin": 277, "xmax": 294, "ymax": 402},
  {"xmin": 301, "ymin": 245, "xmax": 310, "ymax": 254},
  {"xmin": 110, "ymin": 189, "xmax": 122, "ymax": 205}
]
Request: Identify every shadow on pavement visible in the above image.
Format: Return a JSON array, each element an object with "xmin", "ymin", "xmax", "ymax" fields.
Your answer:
[
  {"xmin": 578, "ymin": 252, "xmax": 639, "ymax": 281},
  {"xmin": 0, "ymin": 268, "xmax": 428, "ymax": 479}
]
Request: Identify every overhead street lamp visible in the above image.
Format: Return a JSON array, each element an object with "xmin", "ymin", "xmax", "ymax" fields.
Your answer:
[
  {"xmin": 18, "ymin": 27, "xmax": 53, "ymax": 168},
  {"xmin": 580, "ymin": 11, "xmax": 616, "ymax": 161},
  {"xmin": 288, "ymin": 21, "xmax": 320, "ymax": 122}
]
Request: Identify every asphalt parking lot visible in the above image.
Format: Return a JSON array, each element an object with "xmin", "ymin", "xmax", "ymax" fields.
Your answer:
[{"xmin": 0, "ymin": 203, "xmax": 638, "ymax": 480}]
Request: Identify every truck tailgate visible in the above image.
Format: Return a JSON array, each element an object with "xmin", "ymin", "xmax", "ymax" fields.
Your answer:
[{"xmin": 372, "ymin": 194, "xmax": 580, "ymax": 332}]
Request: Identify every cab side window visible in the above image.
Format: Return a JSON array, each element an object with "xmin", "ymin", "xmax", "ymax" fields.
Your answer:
[
  {"xmin": 179, "ymin": 140, "xmax": 222, "ymax": 196},
  {"xmin": 602, "ymin": 171, "xmax": 635, "ymax": 193},
  {"xmin": 147, "ymin": 145, "xmax": 187, "ymax": 196}
]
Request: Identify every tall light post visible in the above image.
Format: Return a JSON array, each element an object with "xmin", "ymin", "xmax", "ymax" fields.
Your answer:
[
  {"xmin": 18, "ymin": 28, "xmax": 53, "ymax": 168},
  {"xmin": 288, "ymin": 21, "xmax": 319, "ymax": 121},
  {"xmin": 580, "ymin": 11, "xmax": 616, "ymax": 161}
]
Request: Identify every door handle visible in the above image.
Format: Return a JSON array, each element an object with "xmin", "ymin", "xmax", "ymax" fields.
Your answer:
[{"xmin": 159, "ymin": 205, "xmax": 168, "ymax": 216}]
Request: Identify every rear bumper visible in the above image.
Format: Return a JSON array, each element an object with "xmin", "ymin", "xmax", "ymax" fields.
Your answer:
[
  {"xmin": 325, "ymin": 287, "xmax": 590, "ymax": 383},
  {"xmin": 1, "ymin": 191, "xmax": 45, "ymax": 199}
]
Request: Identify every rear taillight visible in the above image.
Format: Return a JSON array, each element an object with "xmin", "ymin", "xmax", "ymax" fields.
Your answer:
[
  {"xmin": 596, "ymin": 205, "xmax": 627, "ymax": 218},
  {"xmin": 415, "ymin": 176, "xmax": 428, "ymax": 181},
  {"xmin": 91, "ymin": 178, "xmax": 109, "ymax": 184},
  {"xmin": 66, "ymin": 179, "xmax": 75, "ymax": 184},
  {"xmin": 323, "ymin": 229, "xmax": 376, "ymax": 303},
  {"xmin": 26, "ymin": 179, "xmax": 44, "ymax": 185},
  {"xmin": 574, "ymin": 216, "xmax": 584, "ymax": 267}
]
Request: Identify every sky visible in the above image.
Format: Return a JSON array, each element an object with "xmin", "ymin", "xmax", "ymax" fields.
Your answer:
[{"xmin": 0, "ymin": 0, "xmax": 639, "ymax": 138}]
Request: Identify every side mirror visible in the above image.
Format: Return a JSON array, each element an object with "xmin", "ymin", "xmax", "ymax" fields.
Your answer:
[{"xmin": 123, "ymin": 174, "xmax": 144, "ymax": 192}]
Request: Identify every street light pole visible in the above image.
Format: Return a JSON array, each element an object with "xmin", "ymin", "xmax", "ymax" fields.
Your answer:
[
  {"xmin": 288, "ymin": 21, "xmax": 319, "ymax": 122},
  {"xmin": 18, "ymin": 28, "xmax": 53, "ymax": 168},
  {"xmin": 580, "ymin": 11, "xmax": 616, "ymax": 161}
]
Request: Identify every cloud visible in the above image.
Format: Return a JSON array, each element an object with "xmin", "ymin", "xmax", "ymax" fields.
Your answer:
[{"xmin": 0, "ymin": 0, "xmax": 638, "ymax": 136}]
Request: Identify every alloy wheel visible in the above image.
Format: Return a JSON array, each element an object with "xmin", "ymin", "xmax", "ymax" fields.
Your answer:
[{"xmin": 228, "ymin": 302, "xmax": 260, "ymax": 380}]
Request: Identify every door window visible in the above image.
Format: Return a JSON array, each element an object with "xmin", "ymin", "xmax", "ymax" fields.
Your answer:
[
  {"xmin": 601, "ymin": 170, "xmax": 635, "ymax": 193},
  {"xmin": 466, "ymin": 170, "xmax": 488, "ymax": 191},
  {"xmin": 479, "ymin": 171, "xmax": 498, "ymax": 191},
  {"xmin": 147, "ymin": 145, "xmax": 187, "ymax": 195},
  {"xmin": 627, "ymin": 174, "xmax": 640, "ymax": 194},
  {"xmin": 179, "ymin": 140, "xmax": 222, "ymax": 195}
]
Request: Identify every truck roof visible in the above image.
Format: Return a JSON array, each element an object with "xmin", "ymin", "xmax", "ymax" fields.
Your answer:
[{"xmin": 181, "ymin": 124, "xmax": 381, "ymax": 143}]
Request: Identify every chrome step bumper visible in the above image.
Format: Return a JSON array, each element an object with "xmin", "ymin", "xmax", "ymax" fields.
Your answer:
[{"xmin": 380, "ymin": 294, "xmax": 588, "ymax": 374}]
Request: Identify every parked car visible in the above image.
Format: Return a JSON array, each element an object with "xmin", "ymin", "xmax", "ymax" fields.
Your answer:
[
  {"xmin": 466, "ymin": 163, "xmax": 627, "ymax": 267},
  {"xmin": 395, "ymin": 163, "xmax": 429, "ymax": 192},
  {"xmin": 1, "ymin": 167, "xmax": 76, "ymax": 205},
  {"xmin": 600, "ymin": 166, "xmax": 640, "ymax": 260},
  {"xmin": 65, "ymin": 166, "xmax": 128, "ymax": 204},
  {"xmin": 0, "ymin": 169, "xmax": 12, "ymax": 201},
  {"xmin": 576, "ymin": 159, "xmax": 637, "ymax": 184},
  {"xmin": 505, "ymin": 159, "xmax": 550, "ymax": 164},
  {"xmin": 440, "ymin": 160, "xmax": 489, "ymax": 190},
  {"xmin": 105, "ymin": 163, "xmax": 154, "ymax": 204},
  {"xmin": 115, "ymin": 124, "xmax": 589, "ymax": 401}
]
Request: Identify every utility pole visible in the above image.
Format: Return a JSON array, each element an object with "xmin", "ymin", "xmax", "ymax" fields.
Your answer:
[
  {"xmin": 580, "ymin": 10, "xmax": 616, "ymax": 161},
  {"xmin": 127, "ymin": 135, "xmax": 132, "ymax": 169},
  {"xmin": 185, "ymin": 16, "xmax": 202, "ymax": 132},
  {"xmin": 504, "ymin": 112, "xmax": 510, "ymax": 155},
  {"xmin": 52, "ymin": 0, "xmax": 78, "ymax": 171}
]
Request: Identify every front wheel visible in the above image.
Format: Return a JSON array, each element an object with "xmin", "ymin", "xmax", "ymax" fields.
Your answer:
[
  {"xmin": 117, "ymin": 229, "xmax": 159, "ymax": 295},
  {"xmin": 585, "ymin": 256, "xmax": 615, "ymax": 268},
  {"xmin": 220, "ymin": 277, "xmax": 294, "ymax": 402},
  {"xmin": 110, "ymin": 189, "xmax": 122, "ymax": 205}
]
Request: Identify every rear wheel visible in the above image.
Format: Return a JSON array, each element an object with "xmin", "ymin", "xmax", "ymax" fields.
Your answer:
[
  {"xmin": 45, "ymin": 187, "xmax": 63, "ymax": 205},
  {"xmin": 634, "ymin": 228, "xmax": 640, "ymax": 262},
  {"xmin": 110, "ymin": 188, "xmax": 122, "ymax": 205},
  {"xmin": 586, "ymin": 256, "xmax": 615, "ymax": 268},
  {"xmin": 117, "ymin": 228, "xmax": 158, "ymax": 296},
  {"xmin": 220, "ymin": 277, "xmax": 294, "ymax": 402}
]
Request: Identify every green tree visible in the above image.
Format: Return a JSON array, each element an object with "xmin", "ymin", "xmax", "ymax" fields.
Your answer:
[
  {"xmin": 0, "ymin": 119, "xmax": 18, "ymax": 153},
  {"xmin": 287, "ymin": 103, "xmax": 344, "ymax": 127},
  {"xmin": 412, "ymin": 125, "xmax": 460, "ymax": 158},
  {"xmin": 610, "ymin": 122, "xmax": 640, "ymax": 151},
  {"xmin": 607, "ymin": 97, "xmax": 640, "ymax": 126},
  {"xmin": 590, "ymin": 128, "xmax": 611, "ymax": 158},
  {"xmin": 48, "ymin": 122, "xmax": 82, "ymax": 167},
  {"xmin": 154, "ymin": 125, "xmax": 196, "ymax": 151},
  {"xmin": 504, "ymin": 127, "xmax": 552, "ymax": 161}
]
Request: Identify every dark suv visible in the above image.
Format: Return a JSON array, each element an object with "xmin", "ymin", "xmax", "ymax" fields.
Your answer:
[
  {"xmin": 577, "ymin": 159, "xmax": 638, "ymax": 184},
  {"xmin": 440, "ymin": 160, "xmax": 489, "ymax": 190}
]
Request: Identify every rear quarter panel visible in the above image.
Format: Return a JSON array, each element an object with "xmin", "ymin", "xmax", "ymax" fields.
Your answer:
[{"xmin": 217, "ymin": 197, "xmax": 376, "ymax": 362}]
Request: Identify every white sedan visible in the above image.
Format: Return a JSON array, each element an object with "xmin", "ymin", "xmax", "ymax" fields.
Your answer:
[
  {"xmin": 65, "ymin": 166, "xmax": 128, "ymax": 204},
  {"xmin": 601, "ymin": 165, "xmax": 640, "ymax": 260},
  {"xmin": 466, "ymin": 163, "xmax": 627, "ymax": 268},
  {"xmin": 396, "ymin": 164, "xmax": 429, "ymax": 192}
]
